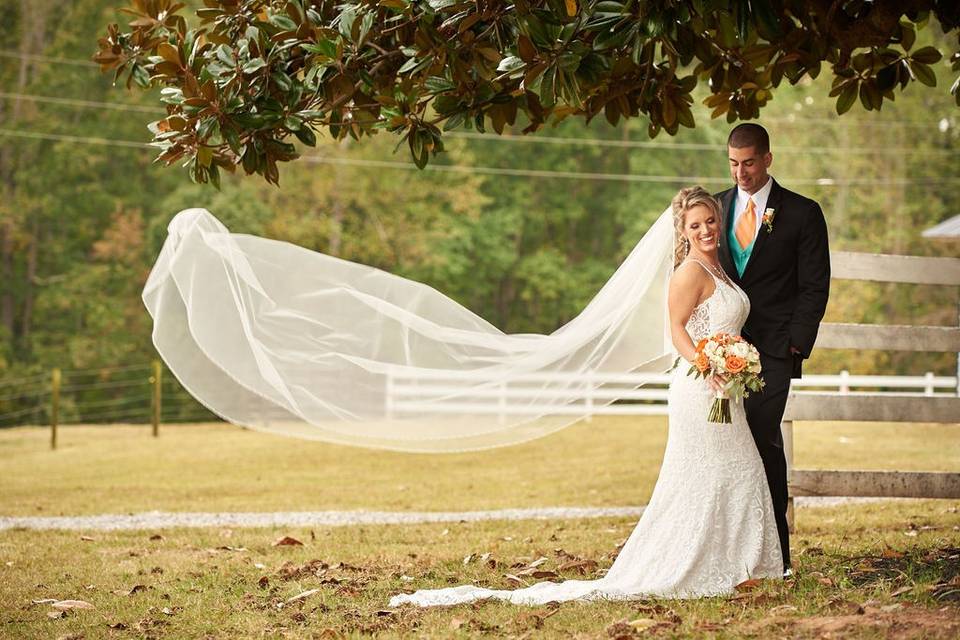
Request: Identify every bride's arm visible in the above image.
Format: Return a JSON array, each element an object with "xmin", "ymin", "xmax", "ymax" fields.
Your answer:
[
  {"xmin": 668, "ymin": 265, "xmax": 724, "ymax": 392},
  {"xmin": 667, "ymin": 264, "xmax": 707, "ymax": 362}
]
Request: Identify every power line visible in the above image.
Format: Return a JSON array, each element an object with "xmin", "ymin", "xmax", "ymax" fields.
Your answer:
[
  {"xmin": 0, "ymin": 128, "xmax": 152, "ymax": 149},
  {"xmin": 2, "ymin": 90, "xmax": 956, "ymax": 155},
  {"xmin": 0, "ymin": 48, "xmax": 951, "ymax": 130},
  {"xmin": 3, "ymin": 126, "xmax": 960, "ymax": 186},
  {"xmin": 0, "ymin": 91, "xmax": 160, "ymax": 113},
  {"xmin": 0, "ymin": 49, "xmax": 99, "ymax": 68}
]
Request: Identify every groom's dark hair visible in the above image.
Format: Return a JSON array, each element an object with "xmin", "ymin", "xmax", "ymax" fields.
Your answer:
[{"xmin": 727, "ymin": 123, "xmax": 770, "ymax": 155}]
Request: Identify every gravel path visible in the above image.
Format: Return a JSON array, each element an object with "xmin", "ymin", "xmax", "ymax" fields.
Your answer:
[{"xmin": 0, "ymin": 498, "xmax": 895, "ymax": 531}]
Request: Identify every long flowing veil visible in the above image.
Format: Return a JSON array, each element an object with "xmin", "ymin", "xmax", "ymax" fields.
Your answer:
[{"xmin": 142, "ymin": 206, "xmax": 676, "ymax": 452}]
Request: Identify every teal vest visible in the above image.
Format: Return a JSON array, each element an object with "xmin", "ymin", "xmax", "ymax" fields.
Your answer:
[{"xmin": 727, "ymin": 196, "xmax": 756, "ymax": 277}]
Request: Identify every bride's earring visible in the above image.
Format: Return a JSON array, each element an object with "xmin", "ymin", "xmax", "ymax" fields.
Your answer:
[{"xmin": 683, "ymin": 237, "xmax": 690, "ymax": 256}]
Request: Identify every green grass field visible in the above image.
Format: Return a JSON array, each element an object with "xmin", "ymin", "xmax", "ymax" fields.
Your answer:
[
  {"xmin": 1, "ymin": 418, "xmax": 958, "ymax": 638},
  {"xmin": 1, "ymin": 502, "xmax": 958, "ymax": 638},
  {"xmin": 0, "ymin": 417, "xmax": 958, "ymax": 516}
]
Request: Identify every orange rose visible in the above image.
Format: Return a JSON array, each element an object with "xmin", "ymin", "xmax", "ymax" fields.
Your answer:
[
  {"xmin": 696, "ymin": 338, "xmax": 708, "ymax": 352},
  {"xmin": 694, "ymin": 351, "xmax": 710, "ymax": 373},
  {"xmin": 724, "ymin": 355, "xmax": 746, "ymax": 374}
]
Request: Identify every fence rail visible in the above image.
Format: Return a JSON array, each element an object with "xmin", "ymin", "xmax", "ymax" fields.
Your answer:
[
  {"xmin": 778, "ymin": 249, "xmax": 960, "ymax": 514},
  {"xmin": 386, "ymin": 371, "xmax": 958, "ymax": 418}
]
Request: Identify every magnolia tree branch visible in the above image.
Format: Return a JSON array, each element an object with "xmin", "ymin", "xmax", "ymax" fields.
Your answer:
[{"xmin": 94, "ymin": 0, "xmax": 959, "ymax": 186}]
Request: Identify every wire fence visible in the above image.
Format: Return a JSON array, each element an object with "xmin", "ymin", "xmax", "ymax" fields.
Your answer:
[{"xmin": 0, "ymin": 361, "xmax": 216, "ymax": 431}]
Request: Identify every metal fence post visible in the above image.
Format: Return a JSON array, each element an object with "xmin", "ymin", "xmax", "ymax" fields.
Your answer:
[
  {"xmin": 50, "ymin": 368, "xmax": 60, "ymax": 450},
  {"xmin": 151, "ymin": 360, "xmax": 162, "ymax": 437}
]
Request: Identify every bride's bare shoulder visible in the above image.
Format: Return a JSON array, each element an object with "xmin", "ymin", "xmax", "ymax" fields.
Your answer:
[
  {"xmin": 669, "ymin": 260, "xmax": 715, "ymax": 306},
  {"xmin": 670, "ymin": 260, "xmax": 712, "ymax": 287}
]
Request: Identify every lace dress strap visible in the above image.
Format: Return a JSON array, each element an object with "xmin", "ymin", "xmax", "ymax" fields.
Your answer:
[{"xmin": 680, "ymin": 258, "xmax": 720, "ymax": 281}]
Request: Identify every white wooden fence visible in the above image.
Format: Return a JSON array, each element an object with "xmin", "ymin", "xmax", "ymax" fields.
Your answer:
[
  {"xmin": 387, "ymin": 250, "xmax": 960, "ymax": 520},
  {"xmin": 386, "ymin": 371, "xmax": 957, "ymax": 419},
  {"xmin": 782, "ymin": 251, "xmax": 960, "ymax": 519}
]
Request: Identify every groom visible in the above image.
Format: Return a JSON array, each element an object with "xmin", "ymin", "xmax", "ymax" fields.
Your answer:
[{"xmin": 715, "ymin": 123, "xmax": 831, "ymax": 575}]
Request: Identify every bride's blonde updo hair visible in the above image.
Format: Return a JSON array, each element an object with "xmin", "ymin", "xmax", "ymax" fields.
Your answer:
[{"xmin": 671, "ymin": 186, "xmax": 723, "ymax": 267}]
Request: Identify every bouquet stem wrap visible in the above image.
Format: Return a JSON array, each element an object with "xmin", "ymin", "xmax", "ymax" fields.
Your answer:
[{"xmin": 708, "ymin": 391, "xmax": 732, "ymax": 424}]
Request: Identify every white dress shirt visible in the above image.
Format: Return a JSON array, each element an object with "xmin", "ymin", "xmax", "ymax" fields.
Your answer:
[{"xmin": 733, "ymin": 176, "xmax": 773, "ymax": 239}]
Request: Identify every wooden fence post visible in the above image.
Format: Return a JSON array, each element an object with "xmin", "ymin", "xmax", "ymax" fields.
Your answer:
[
  {"xmin": 151, "ymin": 359, "xmax": 162, "ymax": 437},
  {"xmin": 50, "ymin": 368, "xmax": 60, "ymax": 450}
]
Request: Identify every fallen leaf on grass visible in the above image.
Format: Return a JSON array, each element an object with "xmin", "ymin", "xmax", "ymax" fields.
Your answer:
[
  {"xmin": 258, "ymin": 576, "xmax": 270, "ymax": 589},
  {"xmin": 513, "ymin": 607, "xmax": 558, "ymax": 630},
  {"xmin": 817, "ymin": 577, "xmax": 835, "ymax": 587},
  {"xmin": 80, "ymin": 536, "xmax": 95, "ymax": 542},
  {"xmin": 604, "ymin": 618, "xmax": 635, "ymax": 638},
  {"xmin": 449, "ymin": 617, "xmax": 466, "ymax": 630},
  {"xmin": 503, "ymin": 574, "xmax": 527, "ymax": 587},
  {"xmin": 515, "ymin": 568, "xmax": 559, "ymax": 579},
  {"xmin": 272, "ymin": 536, "xmax": 304, "ymax": 547},
  {"xmin": 628, "ymin": 617, "xmax": 676, "ymax": 631},
  {"xmin": 125, "ymin": 585, "xmax": 148, "ymax": 596},
  {"xmin": 768, "ymin": 604, "xmax": 798, "ymax": 616},
  {"xmin": 218, "ymin": 546, "xmax": 248, "ymax": 552},
  {"xmin": 735, "ymin": 578, "xmax": 762, "ymax": 591},
  {"xmin": 107, "ymin": 622, "xmax": 128, "ymax": 630},
  {"xmin": 31, "ymin": 599, "xmax": 58, "ymax": 605},
  {"xmin": 890, "ymin": 585, "xmax": 912, "ymax": 597},
  {"xmin": 278, "ymin": 588, "xmax": 320, "ymax": 608},
  {"xmin": 47, "ymin": 611, "xmax": 66, "ymax": 620},
  {"xmin": 149, "ymin": 534, "xmax": 163, "ymax": 541},
  {"xmin": 51, "ymin": 600, "xmax": 94, "ymax": 610},
  {"xmin": 880, "ymin": 546, "xmax": 904, "ymax": 559},
  {"xmin": 557, "ymin": 560, "xmax": 598, "ymax": 575}
]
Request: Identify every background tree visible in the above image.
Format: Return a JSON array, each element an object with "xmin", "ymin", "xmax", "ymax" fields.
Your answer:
[{"xmin": 0, "ymin": 0, "xmax": 958, "ymax": 427}]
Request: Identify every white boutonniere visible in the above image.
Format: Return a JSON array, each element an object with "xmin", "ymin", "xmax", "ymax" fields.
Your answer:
[{"xmin": 761, "ymin": 208, "xmax": 776, "ymax": 233}]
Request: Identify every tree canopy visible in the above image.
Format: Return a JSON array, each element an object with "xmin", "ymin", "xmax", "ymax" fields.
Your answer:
[{"xmin": 95, "ymin": 0, "xmax": 960, "ymax": 185}]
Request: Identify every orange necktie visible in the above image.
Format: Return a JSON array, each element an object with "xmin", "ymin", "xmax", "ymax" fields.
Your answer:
[{"xmin": 735, "ymin": 197, "xmax": 757, "ymax": 250}]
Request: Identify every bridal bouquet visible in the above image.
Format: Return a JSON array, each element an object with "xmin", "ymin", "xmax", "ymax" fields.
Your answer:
[{"xmin": 688, "ymin": 333, "xmax": 764, "ymax": 423}]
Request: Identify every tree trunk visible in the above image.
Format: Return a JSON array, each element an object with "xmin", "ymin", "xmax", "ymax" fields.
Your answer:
[
  {"xmin": 0, "ymin": 0, "xmax": 50, "ymax": 342},
  {"xmin": 20, "ymin": 219, "xmax": 38, "ymax": 344},
  {"xmin": 0, "ymin": 223, "xmax": 13, "ymax": 337}
]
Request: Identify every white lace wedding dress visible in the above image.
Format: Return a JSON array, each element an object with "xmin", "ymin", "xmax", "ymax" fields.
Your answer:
[{"xmin": 389, "ymin": 260, "xmax": 783, "ymax": 606}]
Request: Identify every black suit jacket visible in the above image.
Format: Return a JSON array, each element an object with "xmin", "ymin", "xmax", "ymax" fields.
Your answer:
[{"xmin": 714, "ymin": 179, "xmax": 830, "ymax": 377}]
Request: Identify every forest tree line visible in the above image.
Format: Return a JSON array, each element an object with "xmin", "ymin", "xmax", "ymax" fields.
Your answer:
[{"xmin": 0, "ymin": 0, "xmax": 957, "ymax": 426}]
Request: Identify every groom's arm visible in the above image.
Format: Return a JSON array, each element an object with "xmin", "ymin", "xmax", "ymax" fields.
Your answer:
[{"xmin": 788, "ymin": 202, "xmax": 831, "ymax": 358}]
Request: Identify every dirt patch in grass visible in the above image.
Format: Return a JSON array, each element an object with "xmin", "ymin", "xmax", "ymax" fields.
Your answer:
[{"xmin": 751, "ymin": 604, "xmax": 960, "ymax": 639}]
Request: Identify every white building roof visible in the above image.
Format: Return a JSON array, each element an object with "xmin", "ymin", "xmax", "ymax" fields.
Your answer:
[{"xmin": 922, "ymin": 215, "xmax": 960, "ymax": 239}]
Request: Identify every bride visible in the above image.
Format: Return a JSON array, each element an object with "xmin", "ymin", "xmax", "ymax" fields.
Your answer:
[
  {"xmin": 388, "ymin": 186, "xmax": 783, "ymax": 606},
  {"xmin": 144, "ymin": 185, "xmax": 782, "ymax": 603}
]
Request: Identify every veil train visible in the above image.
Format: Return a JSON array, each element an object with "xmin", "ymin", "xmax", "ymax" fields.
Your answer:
[{"xmin": 142, "ymin": 206, "xmax": 676, "ymax": 452}]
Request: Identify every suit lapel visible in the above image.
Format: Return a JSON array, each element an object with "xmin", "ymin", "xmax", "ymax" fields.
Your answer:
[
  {"xmin": 740, "ymin": 178, "xmax": 781, "ymax": 281},
  {"xmin": 717, "ymin": 186, "xmax": 738, "ymax": 282}
]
